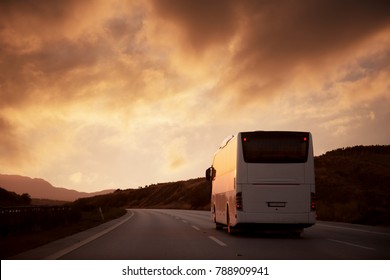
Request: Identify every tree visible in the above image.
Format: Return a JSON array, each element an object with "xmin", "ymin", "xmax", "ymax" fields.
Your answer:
[{"xmin": 21, "ymin": 193, "xmax": 31, "ymax": 205}]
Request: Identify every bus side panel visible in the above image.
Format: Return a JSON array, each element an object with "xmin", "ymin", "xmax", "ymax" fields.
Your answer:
[
  {"xmin": 212, "ymin": 171, "xmax": 235, "ymax": 225},
  {"xmin": 213, "ymin": 189, "xmax": 236, "ymax": 226},
  {"xmin": 211, "ymin": 137, "xmax": 238, "ymax": 226}
]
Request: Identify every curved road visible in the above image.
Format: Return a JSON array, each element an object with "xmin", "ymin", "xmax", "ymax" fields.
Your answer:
[{"xmin": 12, "ymin": 209, "xmax": 390, "ymax": 260}]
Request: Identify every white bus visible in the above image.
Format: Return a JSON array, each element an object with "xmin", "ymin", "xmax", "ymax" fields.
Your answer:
[{"xmin": 206, "ymin": 131, "xmax": 316, "ymax": 235}]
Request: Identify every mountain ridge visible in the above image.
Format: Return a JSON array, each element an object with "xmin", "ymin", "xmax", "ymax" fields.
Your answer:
[{"xmin": 0, "ymin": 174, "xmax": 114, "ymax": 202}]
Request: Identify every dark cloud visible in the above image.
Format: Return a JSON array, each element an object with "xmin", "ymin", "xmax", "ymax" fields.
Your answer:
[
  {"xmin": 150, "ymin": 0, "xmax": 390, "ymax": 58},
  {"xmin": 0, "ymin": 0, "xmax": 95, "ymax": 108},
  {"xmin": 105, "ymin": 11, "xmax": 144, "ymax": 41},
  {"xmin": 149, "ymin": 0, "xmax": 390, "ymax": 104},
  {"xmin": 0, "ymin": 37, "xmax": 106, "ymax": 109},
  {"xmin": 0, "ymin": 0, "xmax": 74, "ymax": 16},
  {"xmin": 0, "ymin": 0, "xmax": 150, "ymax": 110},
  {"xmin": 233, "ymin": 0, "xmax": 390, "ymax": 68},
  {"xmin": 149, "ymin": 0, "xmax": 239, "ymax": 51},
  {"xmin": 0, "ymin": 0, "xmax": 89, "ymax": 40}
]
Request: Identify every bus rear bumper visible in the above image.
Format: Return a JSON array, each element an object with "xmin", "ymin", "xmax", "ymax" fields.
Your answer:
[{"xmin": 235, "ymin": 211, "xmax": 316, "ymax": 229}]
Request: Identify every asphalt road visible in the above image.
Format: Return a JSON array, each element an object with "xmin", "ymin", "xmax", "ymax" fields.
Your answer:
[{"xmin": 12, "ymin": 209, "xmax": 390, "ymax": 260}]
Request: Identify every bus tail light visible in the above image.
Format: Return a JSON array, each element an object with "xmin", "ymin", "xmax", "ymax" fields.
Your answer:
[
  {"xmin": 236, "ymin": 192, "xmax": 243, "ymax": 210},
  {"xmin": 311, "ymin": 192, "xmax": 316, "ymax": 211}
]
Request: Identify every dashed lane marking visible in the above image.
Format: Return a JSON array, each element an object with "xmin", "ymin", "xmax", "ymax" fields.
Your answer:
[{"xmin": 208, "ymin": 236, "xmax": 227, "ymax": 247}]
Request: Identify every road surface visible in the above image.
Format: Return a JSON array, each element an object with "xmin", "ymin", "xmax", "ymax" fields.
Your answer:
[{"xmin": 11, "ymin": 209, "xmax": 390, "ymax": 259}]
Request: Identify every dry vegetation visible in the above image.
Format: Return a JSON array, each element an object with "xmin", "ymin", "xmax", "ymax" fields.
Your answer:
[
  {"xmin": 0, "ymin": 205, "xmax": 126, "ymax": 259},
  {"xmin": 315, "ymin": 145, "xmax": 390, "ymax": 225},
  {"xmin": 74, "ymin": 178, "xmax": 211, "ymax": 211}
]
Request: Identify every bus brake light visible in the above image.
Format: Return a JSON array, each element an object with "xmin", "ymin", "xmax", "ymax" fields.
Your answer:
[
  {"xmin": 311, "ymin": 192, "xmax": 316, "ymax": 211},
  {"xmin": 236, "ymin": 192, "xmax": 243, "ymax": 210}
]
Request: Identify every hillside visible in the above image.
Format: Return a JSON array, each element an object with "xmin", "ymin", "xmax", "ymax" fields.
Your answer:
[
  {"xmin": 0, "ymin": 188, "xmax": 31, "ymax": 207},
  {"xmin": 74, "ymin": 178, "xmax": 211, "ymax": 211},
  {"xmin": 0, "ymin": 174, "xmax": 114, "ymax": 201},
  {"xmin": 315, "ymin": 145, "xmax": 390, "ymax": 225}
]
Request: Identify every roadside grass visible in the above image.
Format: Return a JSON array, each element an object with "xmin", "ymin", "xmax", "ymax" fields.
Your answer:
[{"xmin": 0, "ymin": 207, "xmax": 126, "ymax": 259}]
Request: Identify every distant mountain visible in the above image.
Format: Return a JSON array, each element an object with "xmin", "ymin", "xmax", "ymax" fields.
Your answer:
[{"xmin": 0, "ymin": 174, "xmax": 114, "ymax": 202}]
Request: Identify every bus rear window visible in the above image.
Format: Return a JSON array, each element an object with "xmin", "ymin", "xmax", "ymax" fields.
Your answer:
[{"xmin": 241, "ymin": 131, "xmax": 309, "ymax": 163}]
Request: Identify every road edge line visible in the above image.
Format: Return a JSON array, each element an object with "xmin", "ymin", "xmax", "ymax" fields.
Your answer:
[
  {"xmin": 327, "ymin": 238, "xmax": 376, "ymax": 251},
  {"xmin": 45, "ymin": 210, "xmax": 135, "ymax": 260}
]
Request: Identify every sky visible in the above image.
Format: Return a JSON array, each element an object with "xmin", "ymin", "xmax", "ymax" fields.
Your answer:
[{"xmin": 1, "ymin": 0, "xmax": 389, "ymax": 193}]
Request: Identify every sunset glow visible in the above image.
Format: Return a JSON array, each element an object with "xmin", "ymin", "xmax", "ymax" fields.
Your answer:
[{"xmin": 1, "ymin": 0, "xmax": 389, "ymax": 192}]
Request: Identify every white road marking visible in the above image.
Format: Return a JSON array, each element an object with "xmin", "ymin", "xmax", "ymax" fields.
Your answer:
[
  {"xmin": 327, "ymin": 239, "xmax": 375, "ymax": 251},
  {"xmin": 318, "ymin": 223, "xmax": 390, "ymax": 236},
  {"xmin": 44, "ymin": 210, "xmax": 135, "ymax": 260},
  {"xmin": 182, "ymin": 220, "xmax": 188, "ymax": 223},
  {"xmin": 192, "ymin": 225, "xmax": 200, "ymax": 231},
  {"xmin": 208, "ymin": 236, "xmax": 227, "ymax": 247}
]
